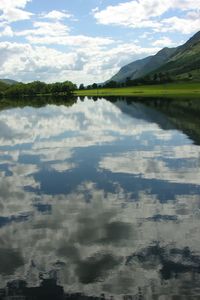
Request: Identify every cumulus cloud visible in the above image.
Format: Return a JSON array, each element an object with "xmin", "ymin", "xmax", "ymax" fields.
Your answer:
[
  {"xmin": 94, "ymin": 0, "xmax": 169, "ymax": 27},
  {"xmin": 0, "ymin": 179, "xmax": 200, "ymax": 295},
  {"xmin": 152, "ymin": 37, "xmax": 177, "ymax": 47},
  {"xmin": 0, "ymin": 35, "xmax": 159, "ymax": 84},
  {"xmin": 99, "ymin": 147, "xmax": 200, "ymax": 185},
  {"xmin": 15, "ymin": 20, "xmax": 114, "ymax": 48},
  {"xmin": 17, "ymin": 21, "xmax": 71, "ymax": 38},
  {"xmin": 41, "ymin": 10, "xmax": 73, "ymax": 20},
  {"xmin": 0, "ymin": 0, "xmax": 32, "ymax": 22},
  {"xmin": 0, "ymin": 2, "xmax": 164, "ymax": 84},
  {"xmin": 0, "ymin": 42, "xmax": 85, "ymax": 82},
  {"xmin": 0, "ymin": 25, "xmax": 14, "ymax": 37},
  {"xmin": 0, "ymin": 0, "xmax": 199, "ymax": 84},
  {"xmin": 161, "ymin": 16, "xmax": 200, "ymax": 34},
  {"xmin": 93, "ymin": 0, "xmax": 200, "ymax": 34},
  {"xmin": 0, "ymin": 99, "xmax": 200, "ymax": 296}
]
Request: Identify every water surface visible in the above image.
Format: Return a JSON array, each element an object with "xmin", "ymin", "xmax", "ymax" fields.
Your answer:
[{"xmin": 0, "ymin": 97, "xmax": 200, "ymax": 299}]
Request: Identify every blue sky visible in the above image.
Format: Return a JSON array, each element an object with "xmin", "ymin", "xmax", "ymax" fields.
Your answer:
[{"xmin": 0, "ymin": 0, "xmax": 200, "ymax": 85}]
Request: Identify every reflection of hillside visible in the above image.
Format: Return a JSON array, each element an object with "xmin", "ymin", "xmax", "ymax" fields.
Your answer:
[
  {"xmin": 2, "ymin": 96, "xmax": 200, "ymax": 146},
  {"xmin": 149, "ymin": 98, "xmax": 200, "ymax": 145},
  {"xmin": 0, "ymin": 96, "xmax": 76, "ymax": 111},
  {"xmin": 112, "ymin": 99, "xmax": 175, "ymax": 131},
  {"xmin": 109, "ymin": 97, "xmax": 200, "ymax": 145}
]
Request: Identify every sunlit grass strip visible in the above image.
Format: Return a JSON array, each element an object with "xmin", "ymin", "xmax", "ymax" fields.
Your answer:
[{"xmin": 75, "ymin": 83, "xmax": 200, "ymax": 98}]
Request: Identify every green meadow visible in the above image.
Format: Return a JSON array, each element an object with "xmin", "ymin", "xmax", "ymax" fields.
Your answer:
[{"xmin": 75, "ymin": 83, "xmax": 200, "ymax": 98}]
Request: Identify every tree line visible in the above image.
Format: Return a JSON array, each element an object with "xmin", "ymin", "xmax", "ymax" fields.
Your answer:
[
  {"xmin": 79, "ymin": 72, "xmax": 174, "ymax": 90},
  {"xmin": 0, "ymin": 80, "xmax": 77, "ymax": 98}
]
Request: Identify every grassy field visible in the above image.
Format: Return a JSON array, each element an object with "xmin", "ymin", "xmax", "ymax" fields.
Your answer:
[{"xmin": 75, "ymin": 83, "xmax": 200, "ymax": 98}]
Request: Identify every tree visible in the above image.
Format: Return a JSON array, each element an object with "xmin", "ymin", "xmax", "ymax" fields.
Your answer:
[
  {"xmin": 188, "ymin": 73, "xmax": 193, "ymax": 80},
  {"xmin": 79, "ymin": 84, "xmax": 85, "ymax": 90},
  {"xmin": 153, "ymin": 73, "xmax": 158, "ymax": 82},
  {"xmin": 4, "ymin": 80, "xmax": 77, "ymax": 97},
  {"xmin": 92, "ymin": 83, "xmax": 98, "ymax": 89},
  {"xmin": 125, "ymin": 77, "xmax": 133, "ymax": 87},
  {"xmin": 103, "ymin": 81, "xmax": 118, "ymax": 88}
]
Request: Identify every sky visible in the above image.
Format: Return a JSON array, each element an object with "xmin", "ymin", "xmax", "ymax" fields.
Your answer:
[{"xmin": 0, "ymin": 0, "xmax": 200, "ymax": 85}]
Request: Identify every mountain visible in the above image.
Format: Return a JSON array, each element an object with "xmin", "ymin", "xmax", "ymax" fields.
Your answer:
[
  {"xmin": 110, "ymin": 56, "xmax": 152, "ymax": 82},
  {"xmin": 109, "ymin": 47, "xmax": 176, "ymax": 83},
  {"xmin": 108, "ymin": 31, "xmax": 200, "ymax": 83},
  {"xmin": 151, "ymin": 31, "xmax": 200, "ymax": 81},
  {"xmin": 131, "ymin": 47, "xmax": 176, "ymax": 80},
  {"xmin": 0, "ymin": 79, "xmax": 18, "ymax": 85},
  {"xmin": 178, "ymin": 31, "xmax": 200, "ymax": 51}
]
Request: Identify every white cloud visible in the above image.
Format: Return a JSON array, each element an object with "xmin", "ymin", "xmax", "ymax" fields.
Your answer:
[
  {"xmin": 25, "ymin": 34, "xmax": 115, "ymax": 48},
  {"xmin": 0, "ymin": 42, "xmax": 83, "ymax": 82},
  {"xmin": 0, "ymin": 28, "xmax": 159, "ymax": 84},
  {"xmin": 0, "ymin": 0, "xmax": 30, "ymax": 8},
  {"xmin": 93, "ymin": 0, "xmax": 200, "ymax": 34},
  {"xmin": 16, "ymin": 20, "xmax": 114, "ymax": 49},
  {"xmin": 161, "ymin": 16, "xmax": 200, "ymax": 34},
  {"xmin": 0, "ymin": 25, "xmax": 13, "ymax": 37},
  {"xmin": 152, "ymin": 37, "xmax": 176, "ymax": 47},
  {"xmin": 17, "ymin": 21, "xmax": 70, "ymax": 38},
  {"xmin": 51, "ymin": 162, "xmax": 76, "ymax": 172},
  {"xmin": 0, "ymin": 0, "xmax": 32, "ymax": 22},
  {"xmin": 99, "ymin": 148, "xmax": 200, "ymax": 185},
  {"xmin": 94, "ymin": 0, "xmax": 170, "ymax": 27},
  {"xmin": 41, "ymin": 10, "xmax": 73, "ymax": 20},
  {"xmin": 0, "ymin": 0, "xmax": 199, "ymax": 84}
]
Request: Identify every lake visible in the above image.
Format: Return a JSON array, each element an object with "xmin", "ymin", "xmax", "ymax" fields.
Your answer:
[{"xmin": 0, "ymin": 96, "xmax": 200, "ymax": 300}]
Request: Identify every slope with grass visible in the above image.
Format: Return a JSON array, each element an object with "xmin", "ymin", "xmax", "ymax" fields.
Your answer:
[
  {"xmin": 131, "ymin": 47, "xmax": 177, "ymax": 80},
  {"xmin": 152, "ymin": 32, "xmax": 200, "ymax": 81}
]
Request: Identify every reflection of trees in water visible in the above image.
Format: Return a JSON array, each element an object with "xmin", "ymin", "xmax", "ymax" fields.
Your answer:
[
  {"xmin": 1, "ymin": 242, "xmax": 200, "ymax": 300},
  {"xmin": 0, "ymin": 278, "xmax": 107, "ymax": 300},
  {"xmin": 0, "ymin": 95, "xmax": 77, "ymax": 111},
  {"xmin": 1, "ymin": 278, "xmax": 143, "ymax": 300}
]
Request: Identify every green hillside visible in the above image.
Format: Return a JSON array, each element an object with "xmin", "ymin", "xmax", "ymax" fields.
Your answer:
[
  {"xmin": 152, "ymin": 32, "xmax": 200, "ymax": 81},
  {"xmin": 108, "ymin": 48, "xmax": 176, "ymax": 83},
  {"xmin": 0, "ymin": 81, "xmax": 9, "ymax": 94},
  {"xmin": 131, "ymin": 47, "xmax": 176, "ymax": 80},
  {"xmin": 107, "ymin": 31, "xmax": 200, "ymax": 84},
  {"xmin": 0, "ymin": 79, "xmax": 18, "ymax": 85}
]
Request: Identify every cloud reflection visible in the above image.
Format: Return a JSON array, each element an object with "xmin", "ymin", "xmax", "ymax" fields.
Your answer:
[
  {"xmin": 99, "ymin": 146, "xmax": 200, "ymax": 185},
  {"xmin": 0, "ymin": 181, "xmax": 200, "ymax": 297},
  {"xmin": 0, "ymin": 98, "xmax": 200, "ymax": 298}
]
